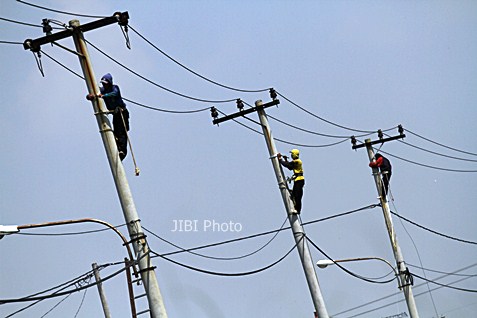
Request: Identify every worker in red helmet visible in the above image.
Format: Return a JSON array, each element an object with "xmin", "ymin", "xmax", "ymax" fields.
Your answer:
[
  {"xmin": 278, "ymin": 149, "xmax": 305, "ymax": 214},
  {"xmin": 369, "ymin": 153, "xmax": 392, "ymax": 198}
]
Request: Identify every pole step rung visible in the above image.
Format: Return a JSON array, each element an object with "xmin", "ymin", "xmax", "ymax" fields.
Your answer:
[
  {"xmin": 132, "ymin": 278, "xmax": 142, "ymax": 284},
  {"xmin": 134, "ymin": 293, "xmax": 147, "ymax": 300},
  {"xmin": 136, "ymin": 309, "xmax": 151, "ymax": 316}
]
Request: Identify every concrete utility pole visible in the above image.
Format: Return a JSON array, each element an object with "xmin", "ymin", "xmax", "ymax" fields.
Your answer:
[
  {"xmin": 23, "ymin": 13, "xmax": 167, "ymax": 318},
  {"xmin": 212, "ymin": 97, "xmax": 329, "ymax": 318},
  {"xmin": 352, "ymin": 130, "xmax": 420, "ymax": 318},
  {"xmin": 92, "ymin": 263, "xmax": 112, "ymax": 318}
]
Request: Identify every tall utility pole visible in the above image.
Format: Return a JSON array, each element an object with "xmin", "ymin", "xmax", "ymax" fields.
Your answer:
[
  {"xmin": 92, "ymin": 263, "xmax": 112, "ymax": 318},
  {"xmin": 352, "ymin": 129, "xmax": 419, "ymax": 318},
  {"xmin": 213, "ymin": 98, "xmax": 329, "ymax": 318},
  {"xmin": 24, "ymin": 13, "xmax": 167, "ymax": 318}
]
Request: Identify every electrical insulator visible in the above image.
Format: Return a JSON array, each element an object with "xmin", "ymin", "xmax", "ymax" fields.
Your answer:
[
  {"xmin": 210, "ymin": 106, "xmax": 219, "ymax": 120},
  {"xmin": 378, "ymin": 129, "xmax": 383, "ymax": 140},
  {"xmin": 351, "ymin": 136, "xmax": 357, "ymax": 148},
  {"xmin": 269, "ymin": 88, "xmax": 277, "ymax": 100},
  {"xmin": 42, "ymin": 19, "xmax": 52, "ymax": 36},
  {"xmin": 398, "ymin": 124, "xmax": 404, "ymax": 136},
  {"xmin": 236, "ymin": 99, "xmax": 244, "ymax": 111}
]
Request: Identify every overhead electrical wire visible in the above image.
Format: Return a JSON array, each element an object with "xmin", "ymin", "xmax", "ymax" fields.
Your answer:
[
  {"xmin": 332, "ymin": 262, "xmax": 477, "ymax": 317},
  {"xmin": 389, "ymin": 192, "xmax": 440, "ymax": 317},
  {"xmin": 38, "ymin": 294, "xmax": 72, "ymax": 318},
  {"xmin": 16, "ymin": 0, "xmax": 107, "ymax": 19},
  {"xmin": 216, "ymin": 108, "xmax": 351, "ymax": 148},
  {"xmin": 340, "ymin": 276, "xmax": 477, "ymax": 318},
  {"xmin": 150, "ymin": 237, "xmax": 302, "ymax": 277},
  {"xmin": 387, "ymin": 133, "xmax": 477, "ymax": 163},
  {"xmin": 0, "ymin": 40, "xmax": 23, "ymax": 45},
  {"xmin": 408, "ymin": 263, "xmax": 477, "ymax": 278},
  {"xmin": 0, "ymin": 16, "xmax": 58, "ymax": 29},
  {"xmin": 123, "ymin": 97, "xmax": 210, "ymax": 114},
  {"xmin": 306, "ymin": 236, "xmax": 397, "ymax": 285},
  {"xmin": 143, "ymin": 217, "xmax": 288, "ymax": 261},
  {"xmin": 128, "ymin": 25, "xmax": 271, "ymax": 94},
  {"xmin": 268, "ymin": 113, "xmax": 356, "ymax": 139},
  {"xmin": 352, "ymin": 137, "xmax": 477, "ymax": 173},
  {"xmin": 39, "ymin": 49, "xmax": 212, "ymax": 114},
  {"xmin": 14, "ymin": 2, "xmax": 477, "ymax": 160},
  {"xmin": 3, "ymin": 264, "xmax": 108, "ymax": 317},
  {"xmin": 85, "ymin": 39, "xmax": 238, "ymax": 104},
  {"xmin": 407, "ymin": 129, "xmax": 477, "ymax": 157},
  {"xmin": 0, "ymin": 260, "xmax": 130, "ymax": 304},
  {"xmin": 15, "ymin": 223, "xmax": 127, "ymax": 236},
  {"xmin": 376, "ymin": 148, "xmax": 477, "ymax": 173},
  {"xmin": 277, "ymin": 91, "xmax": 388, "ymax": 134},
  {"xmin": 153, "ymin": 204, "xmax": 379, "ymax": 259},
  {"xmin": 391, "ymin": 210, "xmax": 477, "ymax": 245}
]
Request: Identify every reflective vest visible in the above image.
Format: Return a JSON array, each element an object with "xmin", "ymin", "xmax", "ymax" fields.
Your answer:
[{"xmin": 292, "ymin": 159, "xmax": 304, "ymax": 181}]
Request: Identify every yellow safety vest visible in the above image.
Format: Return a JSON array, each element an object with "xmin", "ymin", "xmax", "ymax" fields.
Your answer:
[{"xmin": 292, "ymin": 159, "xmax": 304, "ymax": 181}]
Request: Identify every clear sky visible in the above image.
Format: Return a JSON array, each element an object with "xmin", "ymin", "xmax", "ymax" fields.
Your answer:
[{"xmin": 1, "ymin": 1, "xmax": 476, "ymax": 317}]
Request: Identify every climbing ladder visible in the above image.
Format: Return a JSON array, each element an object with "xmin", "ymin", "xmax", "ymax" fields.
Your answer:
[{"xmin": 124, "ymin": 257, "xmax": 151, "ymax": 317}]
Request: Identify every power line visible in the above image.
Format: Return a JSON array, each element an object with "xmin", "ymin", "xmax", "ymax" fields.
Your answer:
[
  {"xmin": 153, "ymin": 204, "xmax": 378, "ymax": 258},
  {"xmin": 276, "ymin": 91, "xmax": 396, "ymax": 134},
  {"xmin": 216, "ymin": 108, "xmax": 352, "ymax": 148},
  {"xmin": 39, "ymin": 49, "xmax": 214, "ymax": 114},
  {"xmin": 332, "ymin": 262, "xmax": 477, "ymax": 317},
  {"xmin": 391, "ymin": 134, "xmax": 477, "ymax": 163},
  {"xmin": 407, "ymin": 263, "xmax": 477, "ymax": 278},
  {"xmin": 85, "ymin": 39, "xmax": 239, "ymax": 104},
  {"xmin": 0, "ymin": 16, "xmax": 62, "ymax": 29},
  {"xmin": 14, "ymin": 223, "xmax": 127, "ymax": 236},
  {"xmin": 0, "ymin": 261, "xmax": 128, "ymax": 304},
  {"xmin": 391, "ymin": 210, "xmax": 477, "ymax": 245},
  {"xmin": 128, "ymin": 24, "xmax": 271, "ymax": 94},
  {"xmin": 407, "ymin": 129, "xmax": 477, "ymax": 157},
  {"xmin": 123, "ymin": 97, "xmax": 210, "ymax": 114},
  {"xmin": 268, "ymin": 113, "xmax": 354, "ymax": 139},
  {"xmin": 16, "ymin": 0, "xmax": 106, "ymax": 19},
  {"xmin": 369, "ymin": 143, "xmax": 477, "ymax": 173},
  {"xmin": 0, "ymin": 40, "xmax": 23, "ymax": 45},
  {"xmin": 143, "ymin": 217, "xmax": 288, "ymax": 261},
  {"xmin": 150, "ymin": 237, "xmax": 301, "ymax": 277},
  {"xmin": 306, "ymin": 236, "xmax": 397, "ymax": 285},
  {"xmin": 390, "ymin": 195, "xmax": 440, "ymax": 317}
]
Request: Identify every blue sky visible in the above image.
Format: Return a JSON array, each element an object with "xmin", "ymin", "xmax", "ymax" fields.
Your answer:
[{"xmin": 1, "ymin": 1, "xmax": 476, "ymax": 317}]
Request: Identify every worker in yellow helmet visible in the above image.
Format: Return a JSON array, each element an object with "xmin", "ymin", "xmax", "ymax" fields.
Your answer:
[{"xmin": 278, "ymin": 149, "xmax": 305, "ymax": 213}]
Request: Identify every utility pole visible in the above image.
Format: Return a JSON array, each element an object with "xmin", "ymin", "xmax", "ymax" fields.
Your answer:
[
  {"xmin": 92, "ymin": 263, "xmax": 112, "ymax": 318},
  {"xmin": 212, "ymin": 96, "xmax": 329, "ymax": 318},
  {"xmin": 351, "ymin": 128, "xmax": 420, "ymax": 318},
  {"xmin": 23, "ymin": 13, "xmax": 168, "ymax": 318}
]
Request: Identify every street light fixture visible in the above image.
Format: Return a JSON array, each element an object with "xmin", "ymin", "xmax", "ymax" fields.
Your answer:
[{"xmin": 0, "ymin": 225, "xmax": 19, "ymax": 239}]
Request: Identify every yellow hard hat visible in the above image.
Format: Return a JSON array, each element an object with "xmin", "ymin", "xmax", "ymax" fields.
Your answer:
[{"xmin": 290, "ymin": 149, "xmax": 300, "ymax": 159}]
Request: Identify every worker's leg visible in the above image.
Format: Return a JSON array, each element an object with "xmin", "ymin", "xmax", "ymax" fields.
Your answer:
[
  {"xmin": 113, "ymin": 112, "xmax": 128, "ymax": 160},
  {"xmin": 293, "ymin": 180, "xmax": 305, "ymax": 213}
]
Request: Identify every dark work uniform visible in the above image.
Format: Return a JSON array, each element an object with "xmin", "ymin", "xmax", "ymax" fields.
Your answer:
[
  {"xmin": 369, "ymin": 154, "xmax": 392, "ymax": 197},
  {"xmin": 100, "ymin": 73, "xmax": 129, "ymax": 161}
]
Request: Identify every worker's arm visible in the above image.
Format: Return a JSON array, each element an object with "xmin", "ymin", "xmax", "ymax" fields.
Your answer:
[
  {"xmin": 101, "ymin": 85, "xmax": 120, "ymax": 98},
  {"xmin": 369, "ymin": 156, "xmax": 383, "ymax": 168}
]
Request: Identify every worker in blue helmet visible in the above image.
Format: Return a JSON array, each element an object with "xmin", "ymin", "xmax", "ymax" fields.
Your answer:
[
  {"xmin": 278, "ymin": 149, "xmax": 305, "ymax": 214},
  {"xmin": 87, "ymin": 73, "xmax": 129, "ymax": 161}
]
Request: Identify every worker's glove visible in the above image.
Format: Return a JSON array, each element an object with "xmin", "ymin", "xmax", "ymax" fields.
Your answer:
[
  {"xmin": 86, "ymin": 93, "xmax": 95, "ymax": 101},
  {"xmin": 277, "ymin": 153, "xmax": 282, "ymax": 159},
  {"xmin": 114, "ymin": 107, "xmax": 121, "ymax": 114}
]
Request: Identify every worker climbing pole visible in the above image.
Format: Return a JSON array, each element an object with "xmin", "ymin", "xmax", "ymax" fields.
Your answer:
[
  {"xmin": 211, "ymin": 94, "xmax": 329, "ymax": 318},
  {"xmin": 277, "ymin": 148, "xmax": 305, "ymax": 214},
  {"xmin": 23, "ymin": 12, "xmax": 167, "ymax": 317}
]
